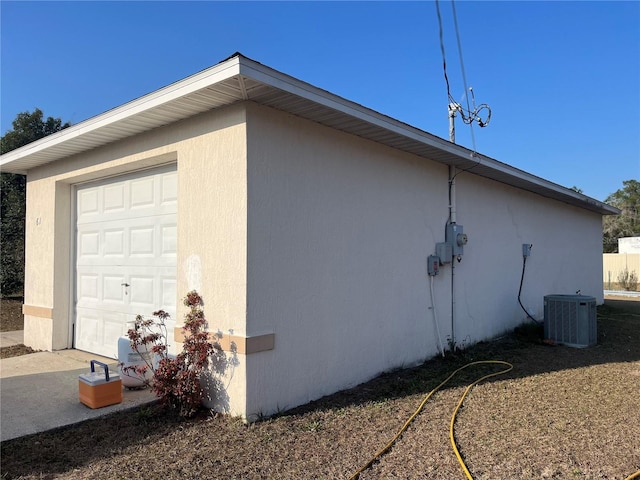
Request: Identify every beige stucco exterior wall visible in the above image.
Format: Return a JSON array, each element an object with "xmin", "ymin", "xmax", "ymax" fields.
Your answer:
[
  {"xmin": 22, "ymin": 103, "xmax": 250, "ymax": 417},
  {"xmin": 20, "ymin": 98, "xmax": 607, "ymax": 420},
  {"xmin": 245, "ymin": 103, "xmax": 450, "ymax": 419},
  {"xmin": 244, "ymin": 103, "xmax": 605, "ymax": 419},
  {"xmin": 455, "ymin": 173, "xmax": 604, "ymax": 343}
]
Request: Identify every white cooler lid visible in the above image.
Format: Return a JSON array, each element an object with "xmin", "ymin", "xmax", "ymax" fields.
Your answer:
[{"xmin": 79, "ymin": 371, "xmax": 121, "ymax": 386}]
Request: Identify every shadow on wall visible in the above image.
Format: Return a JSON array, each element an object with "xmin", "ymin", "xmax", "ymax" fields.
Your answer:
[
  {"xmin": 278, "ymin": 299, "xmax": 640, "ymax": 417},
  {"xmin": 201, "ymin": 335, "xmax": 240, "ymax": 414}
]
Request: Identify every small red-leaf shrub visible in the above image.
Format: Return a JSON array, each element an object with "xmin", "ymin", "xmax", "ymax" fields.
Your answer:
[{"xmin": 122, "ymin": 291, "xmax": 218, "ymax": 417}]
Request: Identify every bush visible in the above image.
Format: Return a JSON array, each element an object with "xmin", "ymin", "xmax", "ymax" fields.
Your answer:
[
  {"xmin": 617, "ymin": 268, "xmax": 638, "ymax": 291},
  {"xmin": 122, "ymin": 291, "xmax": 223, "ymax": 417}
]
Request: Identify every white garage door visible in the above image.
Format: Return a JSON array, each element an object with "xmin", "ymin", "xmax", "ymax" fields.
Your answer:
[{"xmin": 75, "ymin": 166, "xmax": 177, "ymax": 358}]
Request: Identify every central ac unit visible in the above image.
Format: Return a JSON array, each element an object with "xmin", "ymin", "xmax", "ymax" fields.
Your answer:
[{"xmin": 543, "ymin": 294, "xmax": 597, "ymax": 348}]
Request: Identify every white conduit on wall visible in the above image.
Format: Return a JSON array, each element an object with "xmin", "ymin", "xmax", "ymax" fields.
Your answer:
[
  {"xmin": 449, "ymin": 163, "xmax": 457, "ymax": 346},
  {"xmin": 430, "ymin": 275, "xmax": 446, "ymax": 357}
]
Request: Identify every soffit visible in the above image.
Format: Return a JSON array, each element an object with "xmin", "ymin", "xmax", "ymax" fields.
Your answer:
[{"xmin": 0, "ymin": 54, "xmax": 618, "ymax": 215}]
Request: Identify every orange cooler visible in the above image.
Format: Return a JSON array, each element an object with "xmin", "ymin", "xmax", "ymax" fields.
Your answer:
[{"xmin": 79, "ymin": 360, "xmax": 123, "ymax": 409}]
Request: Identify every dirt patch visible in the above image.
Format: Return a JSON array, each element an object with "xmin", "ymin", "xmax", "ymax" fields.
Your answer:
[
  {"xmin": 0, "ymin": 344, "xmax": 38, "ymax": 359},
  {"xmin": 0, "ymin": 297, "xmax": 24, "ymax": 332},
  {"xmin": 1, "ymin": 303, "xmax": 639, "ymax": 479}
]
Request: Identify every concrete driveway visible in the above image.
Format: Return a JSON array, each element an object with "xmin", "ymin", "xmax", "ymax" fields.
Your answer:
[{"xmin": 0, "ymin": 341, "xmax": 155, "ymax": 442}]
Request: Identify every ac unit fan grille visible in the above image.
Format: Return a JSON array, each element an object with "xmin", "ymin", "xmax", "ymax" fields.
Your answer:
[{"xmin": 544, "ymin": 295, "xmax": 596, "ymax": 348}]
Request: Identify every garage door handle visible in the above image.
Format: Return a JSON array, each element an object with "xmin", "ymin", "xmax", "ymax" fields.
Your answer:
[{"xmin": 121, "ymin": 283, "xmax": 130, "ymax": 287}]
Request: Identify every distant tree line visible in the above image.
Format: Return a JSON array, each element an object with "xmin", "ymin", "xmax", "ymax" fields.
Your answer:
[
  {"xmin": 603, "ymin": 179, "xmax": 640, "ymax": 253},
  {"xmin": 1, "ymin": 109, "xmax": 70, "ymax": 295}
]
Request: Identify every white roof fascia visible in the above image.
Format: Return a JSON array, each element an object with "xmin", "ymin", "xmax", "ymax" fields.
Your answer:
[
  {"xmin": 239, "ymin": 59, "xmax": 460, "ymax": 155},
  {"xmin": 237, "ymin": 58, "xmax": 619, "ymax": 216},
  {"xmin": 0, "ymin": 57, "xmax": 242, "ymax": 172},
  {"xmin": 0, "ymin": 54, "xmax": 619, "ymax": 216}
]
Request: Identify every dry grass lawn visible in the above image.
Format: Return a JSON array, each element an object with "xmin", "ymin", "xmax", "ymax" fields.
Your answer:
[
  {"xmin": 1, "ymin": 300, "xmax": 639, "ymax": 479},
  {"xmin": 0, "ymin": 296, "xmax": 37, "ymax": 358},
  {"xmin": 0, "ymin": 296, "xmax": 24, "ymax": 332},
  {"xmin": 0, "ymin": 344, "xmax": 38, "ymax": 359}
]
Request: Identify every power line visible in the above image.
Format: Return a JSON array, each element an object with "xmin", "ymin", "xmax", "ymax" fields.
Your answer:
[{"xmin": 435, "ymin": 0, "xmax": 491, "ymax": 154}]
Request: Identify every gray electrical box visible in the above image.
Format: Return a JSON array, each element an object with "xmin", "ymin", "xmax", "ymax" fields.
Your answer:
[
  {"xmin": 445, "ymin": 223, "xmax": 467, "ymax": 256},
  {"xmin": 522, "ymin": 243, "xmax": 532, "ymax": 257},
  {"xmin": 436, "ymin": 242, "xmax": 452, "ymax": 263},
  {"xmin": 427, "ymin": 255, "xmax": 440, "ymax": 276}
]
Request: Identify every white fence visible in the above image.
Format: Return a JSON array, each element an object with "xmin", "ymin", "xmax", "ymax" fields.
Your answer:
[{"xmin": 603, "ymin": 253, "xmax": 640, "ymax": 290}]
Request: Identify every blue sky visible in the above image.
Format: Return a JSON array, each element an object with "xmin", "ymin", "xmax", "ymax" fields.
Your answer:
[{"xmin": 1, "ymin": 1, "xmax": 638, "ymax": 201}]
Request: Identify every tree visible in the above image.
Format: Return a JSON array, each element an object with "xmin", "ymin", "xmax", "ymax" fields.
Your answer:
[
  {"xmin": 602, "ymin": 179, "xmax": 640, "ymax": 253},
  {"xmin": 0, "ymin": 109, "xmax": 71, "ymax": 295}
]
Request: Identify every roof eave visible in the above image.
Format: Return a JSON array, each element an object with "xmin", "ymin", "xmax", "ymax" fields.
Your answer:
[
  {"xmin": 0, "ymin": 56, "xmax": 244, "ymax": 174},
  {"xmin": 0, "ymin": 54, "xmax": 619, "ymax": 216}
]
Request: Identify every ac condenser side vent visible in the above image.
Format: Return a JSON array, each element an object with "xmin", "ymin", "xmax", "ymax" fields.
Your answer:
[{"xmin": 544, "ymin": 295, "xmax": 597, "ymax": 348}]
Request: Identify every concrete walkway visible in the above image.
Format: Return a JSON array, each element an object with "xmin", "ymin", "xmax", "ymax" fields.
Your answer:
[
  {"xmin": 0, "ymin": 338, "xmax": 155, "ymax": 442},
  {"xmin": 0, "ymin": 330, "xmax": 24, "ymax": 348}
]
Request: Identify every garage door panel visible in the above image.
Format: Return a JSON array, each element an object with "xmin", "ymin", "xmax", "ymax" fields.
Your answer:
[
  {"xmin": 129, "ymin": 275, "xmax": 155, "ymax": 307},
  {"xmin": 103, "ymin": 275, "xmax": 126, "ymax": 303},
  {"xmin": 161, "ymin": 224, "xmax": 177, "ymax": 257},
  {"xmin": 161, "ymin": 277, "xmax": 177, "ymax": 310},
  {"xmin": 75, "ymin": 166, "xmax": 177, "ymax": 356},
  {"xmin": 161, "ymin": 172, "xmax": 178, "ymax": 205},
  {"xmin": 103, "ymin": 317, "xmax": 126, "ymax": 357},
  {"xmin": 78, "ymin": 231, "xmax": 100, "ymax": 257},
  {"xmin": 104, "ymin": 229, "xmax": 125, "ymax": 257},
  {"xmin": 104, "ymin": 183, "xmax": 126, "ymax": 212},
  {"xmin": 130, "ymin": 226, "xmax": 155, "ymax": 257},
  {"xmin": 75, "ymin": 311, "xmax": 101, "ymax": 353},
  {"xmin": 78, "ymin": 274, "xmax": 100, "ymax": 302},
  {"xmin": 77, "ymin": 216, "xmax": 176, "ymax": 266},
  {"xmin": 130, "ymin": 176, "xmax": 155, "ymax": 209},
  {"xmin": 77, "ymin": 189, "xmax": 99, "ymax": 217}
]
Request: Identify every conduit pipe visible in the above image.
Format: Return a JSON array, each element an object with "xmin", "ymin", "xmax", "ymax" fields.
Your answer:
[
  {"xmin": 429, "ymin": 275, "xmax": 446, "ymax": 357},
  {"xmin": 448, "ymin": 103, "xmax": 458, "ymax": 346}
]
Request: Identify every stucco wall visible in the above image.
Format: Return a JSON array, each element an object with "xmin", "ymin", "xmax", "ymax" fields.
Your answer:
[
  {"xmin": 22, "ymin": 104, "xmax": 250, "ymax": 416},
  {"xmin": 245, "ymin": 103, "xmax": 450, "ymax": 418},
  {"xmin": 21, "ymin": 97, "xmax": 606, "ymax": 420},
  {"xmin": 455, "ymin": 173, "xmax": 604, "ymax": 343},
  {"xmin": 244, "ymin": 103, "xmax": 605, "ymax": 418}
]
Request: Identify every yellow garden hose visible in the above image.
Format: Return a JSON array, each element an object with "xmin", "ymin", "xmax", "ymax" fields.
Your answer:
[
  {"xmin": 448, "ymin": 361, "xmax": 513, "ymax": 479},
  {"xmin": 625, "ymin": 470, "xmax": 640, "ymax": 480},
  {"xmin": 348, "ymin": 360, "xmax": 513, "ymax": 480}
]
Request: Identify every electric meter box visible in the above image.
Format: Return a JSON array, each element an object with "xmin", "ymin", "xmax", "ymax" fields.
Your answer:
[
  {"xmin": 446, "ymin": 223, "xmax": 467, "ymax": 256},
  {"xmin": 436, "ymin": 242, "xmax": 452, "ymax": 263}
]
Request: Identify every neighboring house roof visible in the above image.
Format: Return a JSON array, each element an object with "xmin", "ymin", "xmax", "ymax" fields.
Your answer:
[{"xmin": 0, "ymin": 52, "xmax": 618, "ymax": 216}]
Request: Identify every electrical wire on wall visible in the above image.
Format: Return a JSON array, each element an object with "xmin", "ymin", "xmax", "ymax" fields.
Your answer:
[
  {"xmin": 435, "ymin": 0, "xmax": 495, "ymax": 346},
  {"xmin": 436, "ymin": 0, "xmax": 493, "ymax": 346},
  {"xmin": 430, "ymin": 275, "xmax": 446, "ymax": 357},
  {"xmin": 518, "ymin": 246, "xmax": 540, "ymax": 324}
]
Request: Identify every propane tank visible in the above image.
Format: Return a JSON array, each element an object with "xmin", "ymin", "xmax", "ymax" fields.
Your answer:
[{"xmin": 118, "ymin": 334, "xmax": 153, "ymax": 389}]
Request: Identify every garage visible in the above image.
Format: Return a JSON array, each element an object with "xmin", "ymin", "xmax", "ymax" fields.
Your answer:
[
  {"xmin": 1, "ymin": 54, "xmax": 617, "ymax": 418},
  {"xmin": 74, "ymin": 165, "xmax": 177, "ymax": 358}
]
